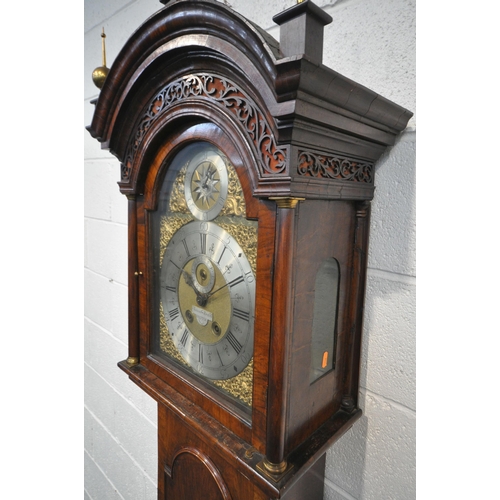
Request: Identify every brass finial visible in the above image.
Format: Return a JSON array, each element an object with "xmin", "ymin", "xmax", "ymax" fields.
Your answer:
[
  {"xmin": 92, "ymin": 28, "xmax": 110, "ymax": 89},
  {"xmin": 297, "ymin": 0, "xmax": 306, "ymax": 3}
]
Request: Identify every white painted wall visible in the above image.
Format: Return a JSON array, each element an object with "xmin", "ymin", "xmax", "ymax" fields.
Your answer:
[{"xmin": 84, "ymin": 1, "xmax": 416, "ymax": 499}]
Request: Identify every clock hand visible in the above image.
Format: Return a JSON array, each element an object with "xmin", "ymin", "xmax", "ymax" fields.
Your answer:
[
  {"xmin": 181, "ymin": 269, "xmax": 209, "ymax": 307},
  {"xmin": 206, "ymin": 281, "xmax": 230, "ymax": 300},
  {"xmin": 181, "ymin": 269, "xmax": 196, "ymax": 290},
  {"xmin": 206, "ymin": 267, "xmax": 245, "ymax": 302}
]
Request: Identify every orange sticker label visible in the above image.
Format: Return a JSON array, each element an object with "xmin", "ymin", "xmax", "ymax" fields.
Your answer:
[{"xmin": 322, "ymin": 351, "xmax": 329, "ymax": 368}]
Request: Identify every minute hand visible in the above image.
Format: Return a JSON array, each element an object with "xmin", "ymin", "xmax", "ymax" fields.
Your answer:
[
  {"xmin": 206, "ymin": 281, "xmax": 229, "ymax": 299},
  {"xmin": 207, "ymin": 274, "xmax": 243, "ymax": 300}
]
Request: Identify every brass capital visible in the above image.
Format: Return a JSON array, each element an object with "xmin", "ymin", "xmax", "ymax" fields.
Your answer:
[{"xmin": 269, "ymin": 197, "xmax": 305, "ymax": 209}]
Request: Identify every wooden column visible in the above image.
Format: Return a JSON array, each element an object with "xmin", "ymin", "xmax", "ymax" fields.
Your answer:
[
  {"xmin": 342, "ymin": 201, "xmax": 371, "ymax": 412},
  {"xmin": 126, "ymin": 195, "xmax": 140, "ymax": 365},
  {"xmin": 263, "ymin": 197, "xmax": 303, "ymax": 476}
]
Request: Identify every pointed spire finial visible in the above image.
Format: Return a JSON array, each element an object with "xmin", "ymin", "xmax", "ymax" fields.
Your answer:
[{"xmin": 92, "ymin": 28, "xmax": 110, "ymax": 89}]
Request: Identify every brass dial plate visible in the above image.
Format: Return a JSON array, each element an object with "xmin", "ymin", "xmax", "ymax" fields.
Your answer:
[
  {"xmin": 160, "ymin": 221, "xmax": 255, "ymax": 380},
  {"xmin": 155, "ymin": 141, "xmax": 257, "ymax": 407}
]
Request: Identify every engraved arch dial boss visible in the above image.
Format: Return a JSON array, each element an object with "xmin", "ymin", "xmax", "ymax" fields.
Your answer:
[{"xmin": 184, "ymin": 146, "xmax": 229, "ymax": 221}]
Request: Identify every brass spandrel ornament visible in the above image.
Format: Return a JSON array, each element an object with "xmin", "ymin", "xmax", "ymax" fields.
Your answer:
[
  {"xmin": 219, "ymin": 159, "xmax": 247, "ymax": 217},
  {"xmin": 168, "ymin": 161, "xmax": 190, "ymax": 214}
]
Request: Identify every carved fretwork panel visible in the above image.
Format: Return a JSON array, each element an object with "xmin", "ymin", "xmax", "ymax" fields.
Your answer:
[
  {"xmin": 122, "ymin": 73, "xmax": 287, "ymax": 182},
  {"xmin": 297, "ymin": 150, "xmax": 374, "ymax": 183}
]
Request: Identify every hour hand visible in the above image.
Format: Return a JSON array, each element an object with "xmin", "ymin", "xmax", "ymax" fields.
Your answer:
[
  {"xmin": 181, "ymin": 269, "xmax": 195, "ymax": 288},
  {"xmin": 181, "ymin": 269, "xmax": 208, "ymax": 307}
]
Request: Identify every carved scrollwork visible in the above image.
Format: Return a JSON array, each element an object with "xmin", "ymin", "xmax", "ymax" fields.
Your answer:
[
  {"xmin": 122, "ymin": 74, "xmax": 287, "ymax": 180},
  {"xmin": 297, "ymin": 150, "xmax": 373, "ymax": 183}
]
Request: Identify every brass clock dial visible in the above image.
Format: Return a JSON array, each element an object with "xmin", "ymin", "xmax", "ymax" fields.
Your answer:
[
  {"xmin": 153, "ymin": 139, "xmax": 257, "ymax": 406},
  {"xmin": 160, "ymin": 221, "xmax": 255, "ymax": 380}
]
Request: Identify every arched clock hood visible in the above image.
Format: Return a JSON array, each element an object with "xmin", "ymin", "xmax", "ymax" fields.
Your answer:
[
  {"xmin": 87, "ymin": 0, "xmax": 412, "ymax": 199},
  {"xmin": 87, "ymin": 0, "xmax": 287, "ymax": 195}
]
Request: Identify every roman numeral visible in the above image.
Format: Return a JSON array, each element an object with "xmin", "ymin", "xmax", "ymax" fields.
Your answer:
[
  {"xmin": 164, "ymin": 285, "xmax": 176, "ymax": 293},
  {"xmin": 169, "ymin": 308, "xmax": 180, "ymax": 320},
  {"xmin": 182, "ymin": 239, "xmax": 190, "ymax": 257},
  {"xmin": 216, "ymin": 349, "xmax": 224, "ymax": 366},
  {"xmin": 233, "ymin": 308, "xmax": 250, "ymax": 322},
  {"xmin": 228, "ymin": 275, "xmax": 244, "ymax": 288},
  {"xmin": 198, "ymin": 345, "xmax": 204, "ymax": 364},
  {"xmin": 226, "ymin": 331, "xmax": 242, "ymax": 354},
  {"xmin": 200, "ymin": 233, "xmax": 207, "ymax": 254},
  {"xmin": 180, "ymin": 329, "xmax": 189, "ymax": 347},
  {"xmin": 217, "ymin": 247, "xmax": 226, "ymax": 265}
]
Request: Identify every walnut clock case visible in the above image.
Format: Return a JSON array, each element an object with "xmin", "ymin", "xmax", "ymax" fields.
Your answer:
[{"xmin": 87, "ymin": 1, "xmax": 413, "ymax": 499}]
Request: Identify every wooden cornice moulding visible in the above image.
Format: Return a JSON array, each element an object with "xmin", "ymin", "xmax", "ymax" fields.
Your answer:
[{"xmin": 274, "ymin": 57, "xmax": 412, "ymax": 137}]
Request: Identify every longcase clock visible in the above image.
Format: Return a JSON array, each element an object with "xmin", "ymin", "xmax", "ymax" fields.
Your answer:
[{"xmin": 87, "ymin": 1, "xmax": 413, "ymax": 498}]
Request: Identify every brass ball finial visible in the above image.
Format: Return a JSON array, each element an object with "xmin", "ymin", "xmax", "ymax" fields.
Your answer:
[
  {"xmin": 92, "ymin": 28, "xmax": 110, "ymax": 89},
  {"xmin": 92, "ymin": 66, "xmax": 109, "ymax": 89}
]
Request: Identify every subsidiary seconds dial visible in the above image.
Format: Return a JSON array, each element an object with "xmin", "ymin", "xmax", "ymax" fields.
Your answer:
[{"xmin": 160, "ymin": 221, "xmax": 255, "ymax": 380}]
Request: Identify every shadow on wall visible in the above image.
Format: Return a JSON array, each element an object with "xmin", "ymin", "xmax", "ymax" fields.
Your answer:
[
  {"xmin": 324, "ymin": 406, "xmax": 369, "ymax": 499},
  {"xmin": 360, "ymin": 129, "xmax": 416, "ymax": 410},
  {"xmin": 325, "ymin": 388, "xmax": 415, "ymax": 499},
  {"xmin": 360, "ymin": 273, "xmax": 416, "ymax": 410},
  {"xmin": 323, "ymin": 131, "xmax": 416, "ymax": 499},
  {"xmin": 370, "ymin": 131, "xmax": 416, "ymax": 277}
]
